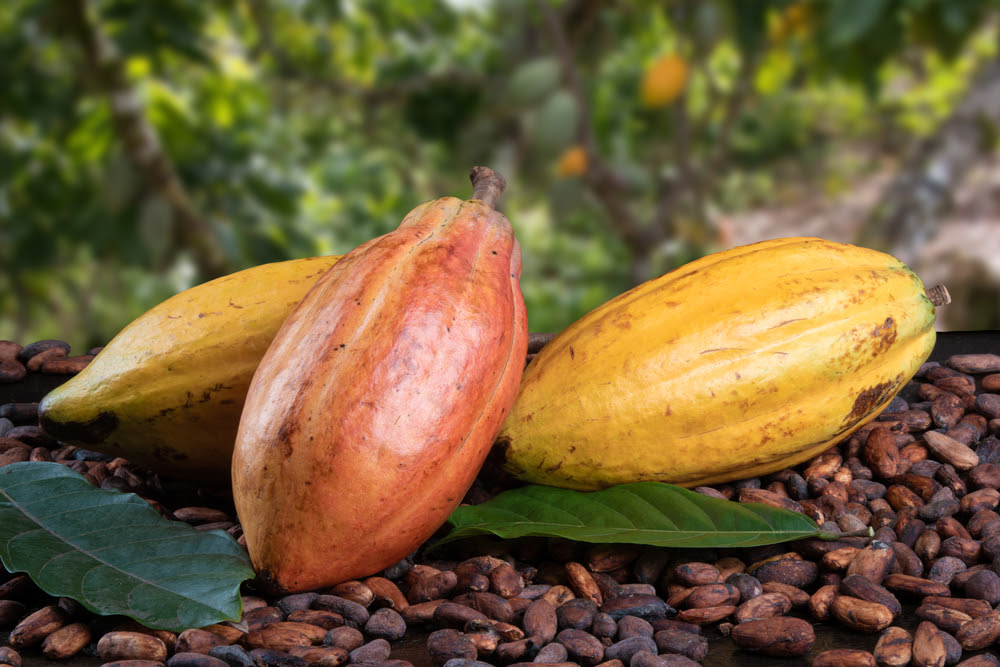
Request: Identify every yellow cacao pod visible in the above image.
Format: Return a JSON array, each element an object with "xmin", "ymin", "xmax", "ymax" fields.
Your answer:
[
  {"xmin": 640, "ymin": 54, "xmax": 689, "ymax": 109},
  {"xmin": 232, "ymin": 168, "xmax": 528, "ymax": 594},
  {"xmin": 498, "ymin": 237, "xmax": 937, "ymax": 490},
  {"xmin": 556, "ymin": 145, "xmax": 588, "ymax": 177},
  {"xmin": 38, "ymin": 255, "xmax": 341, "ymax": 482}
]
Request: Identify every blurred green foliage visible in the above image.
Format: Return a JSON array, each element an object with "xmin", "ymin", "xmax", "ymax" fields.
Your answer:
[{"xmin": 1, "ymin": 0, "xmax": 997, "ymax": 352}]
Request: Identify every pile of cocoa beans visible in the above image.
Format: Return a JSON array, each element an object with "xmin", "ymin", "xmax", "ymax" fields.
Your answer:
[{"xmin": 2, "ymin": 340, "xmax": 1000, "ymax": 667}]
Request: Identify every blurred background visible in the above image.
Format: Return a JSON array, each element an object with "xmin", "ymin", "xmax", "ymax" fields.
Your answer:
[{"xmin": 2, "ymin": 0, "xmax": 999, "ymax": 354}]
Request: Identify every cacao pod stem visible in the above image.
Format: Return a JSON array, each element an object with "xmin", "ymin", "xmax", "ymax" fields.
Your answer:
[
  {"xmin": 927, "ymin": 284, "xmax": 950, "ymax": 306},
  {"xmin": 470, "ymin": 166, "xmax": 506, "ymax": 209}
]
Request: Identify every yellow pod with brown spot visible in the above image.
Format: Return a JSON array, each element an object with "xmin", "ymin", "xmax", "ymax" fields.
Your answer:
[{"xmin": 498, "ymin": 237, "xmax": 938, "ymax": 490}]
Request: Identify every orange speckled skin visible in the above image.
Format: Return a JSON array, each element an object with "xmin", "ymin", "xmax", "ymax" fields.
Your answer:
[{"xmin": 232, "ymin": 196, "xmax": 527, "ymax": 594}]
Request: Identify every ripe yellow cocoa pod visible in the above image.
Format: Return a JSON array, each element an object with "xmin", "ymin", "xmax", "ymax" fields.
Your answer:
[
  {"xmin": 498, "ymin": 238, "xmax": 937, "ymax": 490},
  {"xmin": 39, "ymin": 255, "xmax": 341, "ymax": 482},
  {"xmin": 556, "ymin": 145, "xmax": 588, "ymax": 177},
  {"xmin": 232, "ymin": 168, "xmax": 528, "ymax": 594},
  {"xmin": 640, "ymin": 54, "xmax": 688, "ymax": 109}
]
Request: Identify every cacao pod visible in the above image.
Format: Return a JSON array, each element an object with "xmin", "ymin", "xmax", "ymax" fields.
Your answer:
[
  {"xmin": 232, "ymin": 167, "xmax": 528, "ymax": 594},
  {"xmin": 38, "ymin": 255, "xmax": 341, "ymax": 482},
  {"xmin": 640, "ymin": 54, "xmax": 688, "ymax": 109},
  {"xmin": 498, "ymin": 237, "xmax": 937, "ymax": 490}
]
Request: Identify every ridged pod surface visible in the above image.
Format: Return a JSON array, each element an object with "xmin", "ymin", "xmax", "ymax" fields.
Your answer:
[
  {"xmin": 232, "ymin": 170, "xmax": 528, "ymax": 594},
  {"xmin": 38, "ymin": 255, "xmax": 341, "ymax": 482},
  {"xmin": 498, "ymin": 237, "xmax": 937, "ymax": 490}
]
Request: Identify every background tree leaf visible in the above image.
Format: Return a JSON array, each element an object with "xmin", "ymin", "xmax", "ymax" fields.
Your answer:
[
  {"xmin": 0, "ymin": 461, "xmax": 254, "ymax": 632},
  {"xmin": 442, "ymin": 482, "xmax": 835, "ymax": 549}
]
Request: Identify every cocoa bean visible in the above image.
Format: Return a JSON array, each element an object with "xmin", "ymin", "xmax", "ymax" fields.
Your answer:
[
  {"xmin": 671, "ymin": 562, "xmax": 719, "ymax": 587},
  {"xmin": 736, "ymin": 487, "xmax": 805, "ymax": 513},
  {"xmin": 167, "ymin": 653, "xmax": 233, "ymax": 667},
  {"xmin": 882, "ymin": 573, "xmax": 951, "ymax": 598},
  {"xmin": 726, "ymin": 572, "xmax": 762, "ymax": 602},
  {"xmin": 932, "ymin": 392, "xmax": 965, "ymax": 429},
  {"xmin": 312, "ymin": 594, "xmax": 370, "ymax": 627},
  {"xmin": 407, "ymin": 567, "xmax": 458, "ymax": 604},
  {"xmin": 323, "ymin": 626, "xmax": 365, "ymax": 651},
  {"xmin": 954, "ymin": 655, "xmax": 1000, "ymax": 667},
  {"xmin": 97, "ymin": 630, "xmax": 169, "ymax": 663},
  {"xmin": 586, "ymin": 544, "xmax": 640, "ymax": 574},
  {"xmin": 923, "ymin": 431, "xmax": 979, "ymax": 471},
  {"xmin": 286, "ymin": 646, "xmax": 348, "ymax": 666},
  {"xmin": 540, "ymin": 585, "xmax": 576, "ymax": 608},
  {"xmin": 615, "ymin": 615, "xmax": 653, "ymax": 639},
  {"xmin": 364, "ymin": 607, "xmax": 406, "ymax": 640},
  {"xmin": 602, "ymin": 635, "xmax": 656, "ymax": 663},
  {"xmin": 928, "ymin": 556, "xmax": 968, "ymax": 585},
  {"xmin": 522, "ymin": 599, "xmax": 558, "ymax": 644},
  {"xmin": 940, "ymin": 536, "xmax": 982, "ymax": 565},
  {"xmin": 963, "ymin": 569, "xmax": 1000, "ymax": 604},
  {"xmin": 40, "ymin": 621, "xmax": 90, "ymax": 660},
  {"xmin": 912, "ymin": 620, "xmax": 947, "ymax": 667},
  {"xmin": 533, "ymin": 642, "xmax": 568, "ymax": 663},
  {"xmin": 364, "ymin": 576, "xmax": 410, "ymax": 611},
  {"xmin": 590, "ymin": 612, "xmax": 617, "ymax": 644},
  {"xmin": 846, "ymin": 540, "xmax": 896, "ymax": 584},
  {"xmin": 955, "ymin": 610, "xmax": 1000, "ymax": 651},
  {"xmin": 175, "ymin": 628, "xmax": 231, "ymax": 655},
  {"xmin": 349, "ymin": 638, "xmax": 391, "ymax": 663},
  {"xmin": 683, "ymin": 583, "xmax": 738, "ymax": 609},
  {"xmin": 453, "ymin": 591, "xmax": 514, "ymax": 624},
  {"xmin": 565, "ymin": 562, "xmax": 602, "ymax": 606},
  {"xmin": 555, "ymin": 598, "xmax": 598, "ymax": 630},
  {"xmin": 975, "ymin": 393, "xmax": 1000, "ymax": 420},
  {"xmin": 0, "ymin": 599, "xmax": 26, "ymax": 627},
  {"xmin": 652, "ymin": 629, "xmax": 708, "ymax": 662},
  {"xmin": 735, "ymin": 591, "xmax": 791, "ymax": 623},
  {"xmin": 829, "ymin": 595, "xmax": 894, "ymax": 632},
  {"xmin": 630, "ymin": 651, "xmax": 701, "ymax": 667},
  {"xmin": 821, "ymin": 546, "xmax": 859, "ymax": 571},
  {"xmin": 598, "ymin": 594, "xmax": 670, "ymax": 621},
  {"xmin": 7, "ymin": 604, "xmax": 66, "ymax": 648},
  {"xmin": 401, "ymin": 600, "xmax": 446, "ymax": 625},
  {"xmin": 915, "ymin": 529, "xmax": 942, "ymax": 561},
  {"xmin": 865, "ymin": 427, "xmax": 901, "ymax": 479},
  {"xmin": 729, "ymin": 616, "xmax": 814, "ymax": 657},
  {"xmin": 968, "ymin": 468, "xmax": 1000, "ymax": 495},
  {"xmin": 208, "ymin": 644, "xmax": 257, "ymax": 667},
  {"xmin": 328, "ymin": 580, "xmax": 375, "ymax": 608},
  {"xmin": 915, "ymin": 603, "xmax": 973, "ymax": 633},
  {"xmin": 17, "ymin": 339, "xmax": 69, "ymax": 362},
  {"xmin": 555, "ymin": 628, "xmax": 604, "ymax": 666},
  {"xmin": 464, "ymin": 618, "xmax": 524, "ymax": 642},
  {"xmin": 490, "ymin": 563, "xmax": 524, "ymax": 599},
  {"xmin": 812, "ymin": 648, "xmax": 876, "ymax": 667},
  {"xmin": 25, "ymin": 346, "xmax": 67, "ymax": 372},
  {"xmin": 759, "ymin": 581, "xmax": 810, "ymax": 606},
  {"xmin": 243, "ymin": 606, "xmax": 284, "ymax": 631},
  {"xmin": 427, "ymin": 629, "xmax": 477, "ymax": 666},
  {"xmin": 887, "ymin": 484, "xmax": 925, "ymax": 511},
  {"xmin": 241, "ymin": 624, "xmax": 314, "ymax": 652},
  {"xmin": 674, "ymin": 605, "xmax": 736, "ymax": 625},
  {"xmin": 839, "ymin": 574, "xmax": 901, "ymax": 617},
  {"xmin": 808, "ymin": 584, "xmax": 838, "ymax": 622},
  {"xmin": 0, "ymin": 360, "xmax": 27, "ymax": 383},
  {"xmin": 749, "ymin": 557, "xmax": 817, "ymax": 588},
  {"xmin": 286, "ymin": 609, "xmax": 344, "ymax": 631},
  {"xmin": 891, "ymin": 541, "xmax": 924, "ymax": 577},
  {"xmin": 872, "ymin": 626, "xmax": 912, "ymax": 667}
]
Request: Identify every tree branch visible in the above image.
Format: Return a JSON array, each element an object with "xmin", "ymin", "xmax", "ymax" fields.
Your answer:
[{"xmin": 61, "ymin": 0, "xmax": 230, "ymax": 279}]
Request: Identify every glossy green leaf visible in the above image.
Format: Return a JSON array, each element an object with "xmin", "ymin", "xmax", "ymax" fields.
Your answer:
[
  {"xmin": 443, "ymin": 482, "xmax": 838, "ymax": 549},
  {"xmin": 0, "ymin": 462, "xmax": 254, "ymax": 632}
]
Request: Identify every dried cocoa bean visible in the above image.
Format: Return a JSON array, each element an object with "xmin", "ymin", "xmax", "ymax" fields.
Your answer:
[
  {"xmin": 97, "ymin": 630, "xmax": 169, "ymax": 663},
  {"xmin": 923, "ymin": 431, "xmax": 979, "ymax": 470},
  {"xmin": 955, "ymin": 610, "xmax": 1000, "ymax": 651},
  {"xmin": 555, "ymin": 628, "xmax": 604, "ymax": 666},
  {"xmin": 928, "ymin": 556, "xmax": 968, "ymax": 585},
  {"xmin": 364, "ymin": 607, "xmax": 406, "ymax": 640},
  {"xmin": 598, "ymin": 594, "xmax": 670, "ymax": 620},
  {"xmin": 312, "ymin": 594, "xmax": 370, "ymax": 627},
  {"xmin": 540, "ymin": 585, "xmax": 576, "ymax": 608},
  {"xmin": 839, "ymin": 574, "xmax": 901, "ymax": 617},
  {"xmin": 427, "ymin": 629, "xmax": 477, "ymax": 666},
  {"xmin": 735, "ymin": 591, "xmax": 791, "ymax": 623},
  {"xmin": 241, "ymin": 624, "xmax": 314, "ymax": 652},
  {"xmin": 683, "ymin": 583, "xmax": 738, "ymax": 609},
  {"xmin": 323, "ymin": 626, "xmax": 365, "ymax": 651},
  {"xmin": 175, "ymin": 628, "xmax": 231, "ymax": 655},
  {"xmin": 652, "ymin": 629, "xmax": 708, "ymax": 662},
  {"xmin": 736, "ymin": 487, "xmax": 805, "ymax": 513},
  {"xmin": 975, "ymin": 393, "xmax": 1000, "ymax": 419},
  {"xmin": 522, "ymin": 599, "xmax": 558, "ymax": 644},
  {"xmin": 829, "ymin": 595, "xmax": 894, "ymax": 632},
  {"xmin": 286, "ymin": 646, "xmax": 348, "ymax": 666},
  {"xmin": 729, "ymin": 616, "xmax": 814, "ymax": 657},
  {"xmin": 363, "ymin": 576, "xmax": 409, "ymax": 611},
  {"xmin": 808, "ymin": 584, "xmax": 838, "ymax": 622},
  {"xmin": 25, "ymin": 346, "xmax": 67, "ymax": 372},
  {"xmin": 407, "ymin": 567, "xmax": 458, "ymax": 604},
  {"xmin": 533, "ymin": 642, "xmax": 568, "ymax": 663},
  {"xmin": 674, "ymin": 605, "xmax": 736, "ymax": 625},
  {"xmin": 401, "ymin": 600, "xmax": 446, "ymax": 626},
  {"xmin": 759, "ymin": 581, "xmax": 810, "ymax": 606},
  {"xmin": 489, "ymin": 563, "xmax": 524, "ymax": 599},
  {"xmin": 726, "ymin": 572, "xmax": 762, "ymax": 602},
  {"xmin": 286, "ymin": 609, "xmax": 344, "ymax": 631},
  {"xmin": 602, "ymin": 635, "xmax": 657, "ymax": 664},
  {"xmin": 749, "ymin": 557, "xmax": 816, "ymax": 588},
  {"xmin": 349, "ymin": 638, "xmax": 391, "ymax": 663},
  {"xmin": 565, "ymin": 562, "xmax": 602, "ymax": 606},
  {"xmin": 882, "ymin": 573, "xmax": 951, "ymax": 598},
  {"xmin": 911, "ymin": 620, "xmax": 947, "ymax": 667},
  {"xmin": 328, "ymin": 581, "xmax": 374, "ymax": 608},
  {"xmin": 916, "ymin": 603, "xmax": 973, "ymax": 633},
  {"xmin": 873, "ymin": 626, "xmax": 912, "ymax": 667},
  {"xmin": 865, "ymin": 427, "xmax": 901, "ymax": 479},
  {"xmin": 631, "ymin": 651, "xmax": 701, "ymax": 667},
  {"xmin": 0, "ymin": 599, "xmax": 26, "ymax": 627},
  {"xmin": 7, "ymin": 604, "xmax": 66, "ymax": 648},
  {"xmin": 891, "ymin": 541, "xmax": 924, "ymax": 577},
  {"xmin": 846, "ymin": 540, "xmax": 896, "ymax": 584},
  {"xmin": 616, "ymin": 615, "xmax": 653, "ymax": 639},
  {"xmin": 39, "ymin": 621, "xmax": 90, "ymax": 660},
  {"xmin": 555, "ymin": 598, "xmax": 598, "ymax": 630},
  {"xmin": 812, "ymin": 648, "xmax": 876, "ymax": 667},
  {"xmin": 671, "ymin": 562, "xmax": 719, "ymax": 587}
]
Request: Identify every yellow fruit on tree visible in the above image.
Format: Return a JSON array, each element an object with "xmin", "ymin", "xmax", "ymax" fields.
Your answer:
[
  {"xmin": 640, "ymin": 54, "xmax": 689, "ymax": 109},
  {"xmin": 556, "ymin": 145, "xmax": 588, "ymax": 177}
]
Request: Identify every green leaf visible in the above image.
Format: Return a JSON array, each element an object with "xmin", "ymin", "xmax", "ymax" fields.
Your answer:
[
  {"xmin": 442, "ymin": 482, "xmax": 835, "ymax": 549},
  {"xmin": 827, "ymin": 0, "xmax": 890, "ymax": 46},
  {"xmin": 0, "ymin": 462, "xmax": 254, "ymax": 632}
]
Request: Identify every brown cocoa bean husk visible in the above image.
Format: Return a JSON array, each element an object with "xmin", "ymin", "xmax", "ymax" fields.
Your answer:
[
  {"xmin": 931, "ymin": 392, "xmax": 965, "ymax": 429},
  {"xmin": 407, "ymin": 567, "xmax": 458, "ymax": 604},
  {"xmin": 489, "ymin": 563, "xmax": 524, "ymax": 599},
  {"xmin": 400, "ymin": 599, "xmax": 446, "ymax": 625},
  {"xmin": 521, "ymin": 599, "xmax": 557, "ymax": 644},
  {"xmin": 323, "ymin": 626, "xmax": 364, "ymax": 651},
  {"xmin": 839, "ymin": 574, "xmax": 902, "ymax": 618},
  {"xmin": 963, "ymin": 569, "xmax": 1000, "ymax": 605},
  {"xmin": 845, "ymin": 541, "xmax": 896, "ymax": 584},
  {"xmin": 937, "ymin": 515, "xmax": 972, "ymax": 540},
  {"xmin": 975, "ymin": 393, "xmax": 1000, "ymax": 419},
  {"xmin": 940, "ymin": 536, "xmax": 982, "ymax": 566},
  {"xmin": 529, "ymin": 640, "xmax": 567, "ymax": 663},
  {"xmin": 433, "ymin": 601, "xmax": 488, "ymax": 629},
  {"xmin": 812, "ymin": 648, "xmax": 877, "ymax": 667},
  {"xmin": 555, "ymin": 628, "xmax": 605, "ymax": 666},
  {"xmin": 759, "ymin": 581, "xmax": 810, "ymax": 607},
  {"xmin": 565, "ymin": 562, "xmax": 602, "ymax": 606},
  {"xmin": 7, "ymin": 604, "xmax": 66, "ymax": 648},
  {"xmin": 540, "ymin": 584, "xmax": 576, "ymax": 608},
  {"xmin": 555, "ymin": 598, "xmax": 598, "ymax": 630},
  {"xmin": 887, "ymin": 484, "xmax": 925, "ymax": 511},
  {"xmin": 864, "ymin": 427, "xmax": 901, "ymax": 479},
  {"xmin": 665, "ymin": 587, "xmax": 693, "ymax": 609},
  {"xmin": 935, "ymin": 374, "xmax": 976, "ymax": 397},
  {"xmin": 915, "ymin": 529, "xmax": 942, "ymax": 561},
  {"xmin": 465, "ymin": 618, "xmax": 524, "ymax": 642},
  {"xmin": 928, "ymin": 556, "xmax": 967, "ymax": 586},
  {"xmin": 40, "ymin": 354, "xmax": 94, "ymax": 374},
  {"xmin": 804, "ymin": 451, "xmax": 842, "ymax": 481},
  {"xmin": 671, "ymin": 562, "xmax": 720, "ymax": 587},
  {"xmin": 895, "ymin": 473, "xmax": 939, "ymax": 503},
  {"xmin": 241, "ymin": 625, "xmax": 314, "ymax": 652},
  {"xmin": 286, "ymin": 609, "xmax": 345, "ymax": 631},
  {"xmin": 829, "ymin": 595, "xmax": 894, "ymax": 633},
  {"xmin": 923, "ymin": 431, "xmax": 979, "ymax": 471},
  {"xmin": 808, "ymin": 584, "xmax": 838, "ymax": 622},
  {"xmin": 25, "ymin": 346, "xmax": 66, "ymax": 372},
  {"xmin": 968, "ymin": 467, "xmax": 1000, "ymax": 494},
  {"xmin": 912, "ymin": 620, "xmax": 947, "ymax": 667},
  {"xmin": 736, "ymin": 488, "xmax": 804, "ymax": 514},
  {"xmin": 882, "ymin": 573, "xmax": 952, "ymax": 598},
  {"xmin": 683, "ymin": 583, "xmax": 739, "ymax": 609},
  {"xmin": 39, "ymin": 621, "xmax": 90, "ymax": 660},
  {"xmin": 327, "ymin": 580, "xmax": 374, "ymax": 608},
  {"xmin": 652, "ymin": 631, "xmax": 708, "ymax": 662},
  {"xmin": 428, "ymin": 628, "xmax": 478, "ymax": 665},
  {"xmin": 175, "ymin": 628, "xmax": 231, "ymax": 655},
  {"xmin": 287, "ymin": 645, "xmax": 349, "ymax": 666},
  {"xmin": 821, "ymin": 546, "xmax": 860, "ymax": 571},
  {"xmin": 873, "ymin": 626, "xmax": 912, "ymax": 667},
  {"xmin": 984, "ymin": 373, "xmax": 1000, "ymax": 391},
  {"xmin": 242, "ymin": 605, "xmax": 283, "ymax": 631},
  {"xmin": 749, "ymin": 557, "xmax": 817, "ymax": 588},
  {"xmin": 734, "ymin": 591, "xmax": 791, "ymax": 623},
  {"xmin": 947, "ymin": 353, "xmax": 1000, "ymax": 373},
  {"xmin": 923, "ymin": 596, "xmax": 993, "ymax": 619},
  {"xmin": 363, "ymin": 576, "xmax": 409, "ymax": 611},
  {"xmin": 729, "ymin": 616, "xmax": 815, "ymax": 657},
  {"xmin": 915, "ymin": 604, "xmax": 973, "ymax": 634},
  {"xmin": 674, "ymin": 605, "xmax": 736, "ymax": 625},
  {"xmin": 956, "ymin": 610, "xmax": 1000, "ymax": 650},
  {"xmin": 97, "ymin": 630, "xmax": 169, "ymax": 663}
]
